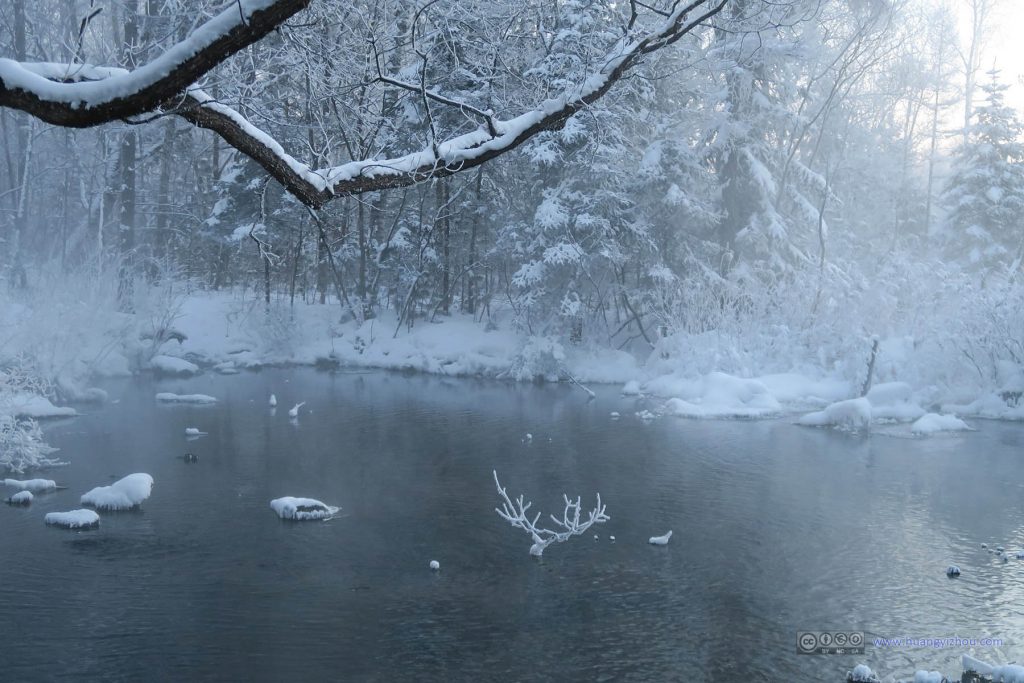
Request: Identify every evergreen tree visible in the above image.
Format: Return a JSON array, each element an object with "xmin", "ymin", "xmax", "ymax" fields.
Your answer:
[{"xmin": 943, "ymin": 69, "xmax": 1024, "ymax": 270}]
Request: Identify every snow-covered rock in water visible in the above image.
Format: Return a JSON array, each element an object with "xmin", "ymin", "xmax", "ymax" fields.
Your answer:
[
  {"xmin": 155, "ymin": 392, "xmax": 217, "ymax": 404},
  {"xmin": 663, "ymin": 372, "xmax": 781, "ymax": 419},
  {"xmin": 270, "ymin": 497, "xmax": 339, "ymax": 520},
  {"xmin": 81, "ymin": 473, "xmax": 154, "ymax": 510},
  {"xmin": 992, "ymin": 665, "xmax": 1024, "ymax": 683},
  {"xmin": 5, "ymin": 490, "xmax": 32, "ymax": 505},
  {"xmin": 610, "ymin": 411, "xmax": 620, "ymax": 419},
  {"xmin": 847, "ymin": 664, "xmax": 879, "ymax": 682},
  {"xmin": 946, "ymin": 565, "xmax": 961, "ymax": 576},
  {"xmin": 184, "ymin": 427, "xmax": 207, "ymax": 436},
  {"xmin": 150, "ymin": 355, "xmax": 199, "ymax": 375},
  {"xmin": 911, "ymin": 413, "xmax": 972, "ymax": 434},
  {"xmin": 649, "ymin": 530, "xmax": 672, "ymax": 546},
  {"xmin": 45, "ymin": 509, "xmax": 100, "ymax": 529},
  {"xmin": 912, "ymin": 672, "xmax": 945, "ymax": 683},
  {"xmin": 797, "ymin": 397, "xmax": 872, "ymax": 429},
  {"xmin": 621, "ymin": 380, "xmax": 642, "ymax": 396},
  {"xmin": 963, "ymin": 654, "xmax": 993, "ymax": 676},
  {"xmin": 4, "ymin": 393, "xmax": 77, "ymax": 418},
  {"xmin": 635, "ymin": 410, "xmax": 658, "ymax": 422},
  {"xmin": 4, "ymin": 478, "xmax": 57, "ymax": 492},
  {"xmin": 429, "ymin": 560, "xmax": 440, "ymax": 571},
  {"xmin": 866, "ymin": 382, "xmax": 925, "ymax": 421}
]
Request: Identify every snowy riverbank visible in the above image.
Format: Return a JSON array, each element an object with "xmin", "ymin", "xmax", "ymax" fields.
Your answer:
[{"xmin": 3, "ymin": 289, "xmax": 1023, "ymax": 440}]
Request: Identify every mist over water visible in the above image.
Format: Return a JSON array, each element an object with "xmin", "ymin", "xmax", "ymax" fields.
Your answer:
[{"xmin": 2, "ymin": 369, "xmax": 1022, "ymax": 681}]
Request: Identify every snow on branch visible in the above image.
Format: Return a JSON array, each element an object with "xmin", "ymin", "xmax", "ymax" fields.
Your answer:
[
  {"xmin": 493, "ymin": 470, "xmax": 609, "ymax": 557},
  {"xmin": 0, "ymin": 0, "xmax": 727, "ymax": 208},
  {"xmin": 0, "ymin": 0, "xmax": 309, "ymax": 128}
]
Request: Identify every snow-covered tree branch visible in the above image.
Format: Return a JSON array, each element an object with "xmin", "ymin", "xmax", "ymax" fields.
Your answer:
[
  {"xmin": 0, "ymin": 0, "xmax": 309, "ymax": 127},
  {"xmin": 493, "ymin": 470, "xmax": 609, "ymax": 556},
  {"xmin": 0, "ymin": 0, "xmax": 727, "ymax": 208}
]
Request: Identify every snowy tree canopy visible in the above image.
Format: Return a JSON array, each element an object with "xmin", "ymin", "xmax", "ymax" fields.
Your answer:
[{"xmin": 0, "ymin": 0, "xmax": 729, "ymax": 207}]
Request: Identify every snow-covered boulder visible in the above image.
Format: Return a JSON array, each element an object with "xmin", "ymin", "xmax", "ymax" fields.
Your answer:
[
  {"xmin": 797, "ymin": 397, "xmax": 872, "ymax": 429},
  {"xmin": 847, "ymin": 664, "xmax": 879, "ymax": 682},
  {"xmin": 155, "ymin": 392, "xmax": 217, "ymax": 404},
  {"xmin": 663, "ymin": 372, "xmax": 781, "ymax": 418},
  {"xmin": 5, "ymin": 490, "xmax": 32, "ymax": 505},
  {"xmin": 150, "ymin": 355, "xmax": 199, "ymax": 375},
  {"xmin": 4, "ymin": 478, "xmax": 57, "ymax": 492},
  {"xmin": 912, "ymin": 672, "xmax": 945, "ymax": 683},
  {"xmin": 911, "ymin": 413, "xmax": 973, "ymax": 434},
  {"xmin": 270, "ymin": 497, "xmax": 340, "ymax": 520},
  {"xmin": 45, "ymin": 509, "xmax": 100, "ymax": 529},
  {"xmin": 81, "ymin": 473, "xmax": 154, "ymax": 510},
  {"xmin": 992, "ymin": 665, "xmax": 1024, "ymax": 683}
]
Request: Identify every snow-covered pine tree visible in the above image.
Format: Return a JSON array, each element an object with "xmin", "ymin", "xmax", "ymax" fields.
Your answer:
[{"xmin": 943, "ymin": 69, "xmax": 1024, "ymax": 272}]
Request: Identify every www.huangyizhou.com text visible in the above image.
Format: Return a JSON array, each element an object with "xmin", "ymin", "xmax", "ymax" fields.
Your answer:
[{"xmin": 873, "ymin": 636, "xmax": 1003, "ymax": 649}]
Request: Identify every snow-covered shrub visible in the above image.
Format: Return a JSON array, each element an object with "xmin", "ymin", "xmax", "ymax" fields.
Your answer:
[
  {"xmin": 506, "ymin": 336, "xmax": 566, "ymax": 382},
  {"xmin": 0, "ymin": 416, "xmax": 63, "ymax": 474}
]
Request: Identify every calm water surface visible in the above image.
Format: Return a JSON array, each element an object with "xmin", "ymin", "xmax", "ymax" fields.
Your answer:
[{"xmin": 3, "ymin": 369, "xmax": 1024, "ymax": 681}]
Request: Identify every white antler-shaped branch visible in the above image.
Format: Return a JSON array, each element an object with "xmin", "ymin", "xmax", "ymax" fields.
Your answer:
[{"xmin": 494, "ymin": 470, "xmax": 609, "ymax": 557}]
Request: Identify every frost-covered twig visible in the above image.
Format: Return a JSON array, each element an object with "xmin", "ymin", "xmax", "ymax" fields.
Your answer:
[{"xmin": 493, "ymin": 470, "xmax": 608, "ymax": 556}]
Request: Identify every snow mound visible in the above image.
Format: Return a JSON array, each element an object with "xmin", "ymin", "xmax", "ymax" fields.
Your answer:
[
  {"xmin": 993, "ymin": 665, "xmax": 1024, "ymax": 683},
  {"xmin": 45, "ymin": 509, "xmax": 100, "ymax": 529},
  {"xmin": 944, "ymin": 393, "xmax": 1024, "ymax": 421},
  {"xmin": 622, "ymin": 380, "xmax": 642, "ymax": 396},
  {"xmin": 6, "ymin": 490, "xmax": 32, "ymax": 505},
  {"xmin": 867, "ymin": 382, "xmax": 925, "ymax": 421},
  {"xmin": 649, "ymin": 530, "xmax": 672, "ymax": 545},
  {"xmin": 4, "ymin": 393, "xmax": 77, "ymax": 418},
  {"xmin": 911, "ymin": 413, "xmax": 972, "ymax": 434},
  {"xmin": 913, "ymin": 672, "xmax": 944, "ymax": 683},
  {"xmin": 150, "ymin": 355, "xmax": 199, "ymax": 375},
  {"xmin": 662, "ymin": 372, "xmax": 781, "ymax": 418},
  {"xmin": 847, "ymin": 664, "xmax": 878, "ymax": 682},
  {"xmin": 4, "ymin": 478, "xmax": 57, "ymax": 492},
  {"xmin": 81, "ymin": 473, "xmax": 154, "ymax": 510},
  {"xmin": 270, "ymin": 497, "xmax": 340, "ymax": 520},
  {"xmin": 155, "ymin": 392, "xmax": 217, "ymax": 404},
  {"xmin": 797, "ymin": 397, "xmax": 872, "ymax": 429}
]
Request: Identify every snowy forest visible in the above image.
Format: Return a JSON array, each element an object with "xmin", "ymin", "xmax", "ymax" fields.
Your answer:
[
  {"xmin": 5, "ymin": 1, "xmax": 1024, "ymax": 680},
  {"xmin": 2, "ymin": 0, "xmax": 1023, "ymax": 411},
  {"xmin": 1, "ymin": 0, "xmax": 1023, "ymax": 454}
]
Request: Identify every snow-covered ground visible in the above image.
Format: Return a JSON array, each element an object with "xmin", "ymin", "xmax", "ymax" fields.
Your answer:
[{"xmin": 2, "ymin": 287, "xmax": 1024, "ymax": 459}]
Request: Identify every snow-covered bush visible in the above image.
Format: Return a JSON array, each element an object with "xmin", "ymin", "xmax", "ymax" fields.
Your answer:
[
  {"xmin": 505, "ymin": 336, "xmax": 566, "ymax": 382},
  {"xmin": 0, "ymin": 415, "xmax": 63, "ymax": 474}
]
